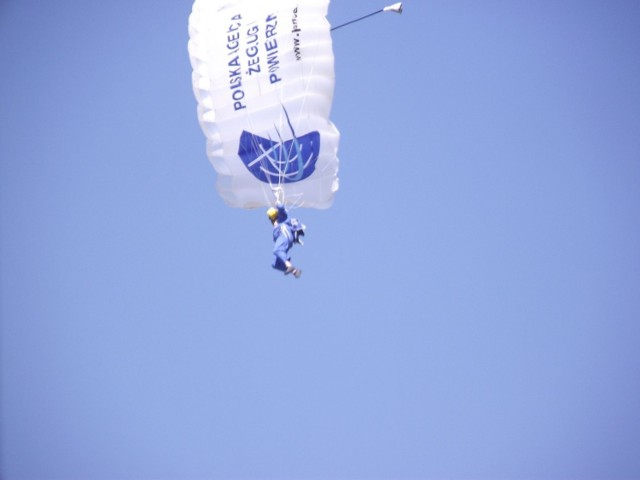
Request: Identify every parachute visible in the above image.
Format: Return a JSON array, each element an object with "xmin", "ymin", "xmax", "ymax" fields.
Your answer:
[{"xmin": 188, "ymin": 0, "xmax": 340, "ymax": 209}]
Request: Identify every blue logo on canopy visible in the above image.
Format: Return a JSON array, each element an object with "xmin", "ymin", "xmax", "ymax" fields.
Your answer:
[{"xmin": 237, "ymin": 107, "xmax": 319, "ymax": 184}]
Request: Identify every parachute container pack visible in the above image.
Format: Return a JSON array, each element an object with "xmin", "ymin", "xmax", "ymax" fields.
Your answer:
[{"xmin": 188, "ymin": 0, "xmax": 340, "ymax": 209}]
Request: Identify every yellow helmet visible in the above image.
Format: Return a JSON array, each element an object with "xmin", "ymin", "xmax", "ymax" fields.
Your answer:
[{"xmin": 266, "ymin": 207, "xmax": 278, "ymax": 222}]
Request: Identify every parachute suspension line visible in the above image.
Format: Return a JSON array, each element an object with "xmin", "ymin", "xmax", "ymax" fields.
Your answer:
[
  {"xmin": 247, "ymin": 118, "xmax": 281, "ymax": 207},
  {"xmin": 272, "ymin": 71, "xmax": 287, "ymax": 200},
  {"xmin": 273, "ymin": 120, "xmax": 288, "ymax": 188},
  {"xmin": 330, "ymin": 3, "xmax": 403, "ymax": 32},
  {"xmin": 282, "ymin": 106, "xmax": 305, "ymax": 182},
  {"xmin": 241, "ymin": 87, "xmax": 284, "ymax": 206},
  {"xmin": 239, "ymin": 98, "xmax": 272, "ymax": 205}
]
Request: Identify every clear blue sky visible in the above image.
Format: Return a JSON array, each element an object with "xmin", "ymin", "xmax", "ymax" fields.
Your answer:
[{"xmin": 2, "ymin": 1, "xmax": 640, "ymax": 479}]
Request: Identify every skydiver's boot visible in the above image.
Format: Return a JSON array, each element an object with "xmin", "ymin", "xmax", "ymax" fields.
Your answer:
[{"xmin": 285, "ymin": 264, "xmax": 302, "ymax": 278}]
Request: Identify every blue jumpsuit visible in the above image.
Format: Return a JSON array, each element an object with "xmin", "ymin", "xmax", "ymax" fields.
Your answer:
[{"xmin": 271, "ymin": 206, "xmax": 296, "ymax": 272}]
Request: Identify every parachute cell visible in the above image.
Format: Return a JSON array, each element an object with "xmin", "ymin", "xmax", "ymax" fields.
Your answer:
[{"xmin": 188, "ymin": 0, "xmax": 340, "ymax": 209}]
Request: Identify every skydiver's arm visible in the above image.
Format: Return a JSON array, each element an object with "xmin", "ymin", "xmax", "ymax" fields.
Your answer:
[{"xmin": 277, "ymin": 205, "xmax": 288, "ymax": 223}]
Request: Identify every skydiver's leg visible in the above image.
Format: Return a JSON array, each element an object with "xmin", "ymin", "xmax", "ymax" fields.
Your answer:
[
  {"xmin": 272, "ymin": 254, "xmax": 288, "ymax": 272},
  {"xmin": 272, "ymin": 237, "xmax": 299, "ymax": 277},
  {"xmin": 274, "ymin": 251, "xmax": 301, "ymax": 278},
  {"xmin": 272, "ymin": 230, "xmax": 291, "ymax": 268}
]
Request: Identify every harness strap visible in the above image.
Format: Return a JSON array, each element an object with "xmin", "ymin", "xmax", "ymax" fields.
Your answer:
[{"xmin": 281, "ymin": 224, "xmax": 293, "ymax": 243}]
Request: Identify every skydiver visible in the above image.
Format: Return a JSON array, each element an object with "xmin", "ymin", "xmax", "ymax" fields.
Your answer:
[{"xmin": 267, "ymin": 203, "xmax": 305, "ymax": 279}]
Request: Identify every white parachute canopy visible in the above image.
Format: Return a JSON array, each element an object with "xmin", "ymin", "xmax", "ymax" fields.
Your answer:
[{"xmin": 188, "ymin": 0, "xmax": 340, "ymax": 209}]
